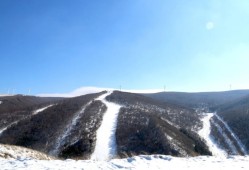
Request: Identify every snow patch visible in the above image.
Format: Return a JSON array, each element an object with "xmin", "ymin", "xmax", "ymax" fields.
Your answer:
[
  {"xmin": 32, "ymin": 104, "xmax": 54, "ymax": 115},
  {"xmin": 198, "ymin": 113, "xmax": 227, "ymax": 157},
  {"xmin": 91, "ymin": 91, "xmax": 122, "ymax": 161},
  {"xmin": 1, "ymin": 155, "xmax": 249, "ymax": 170},
  {"xmin": 0, "ymin": 101, "xmax": 2, "ymax": 104}
]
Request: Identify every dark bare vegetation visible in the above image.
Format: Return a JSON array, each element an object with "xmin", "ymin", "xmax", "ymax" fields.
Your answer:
[
  {"xmin": 144, "ymin": 90, "xmax": 249, "ymax": 109},
  {"xmin": 214, "ymin": 95, "xmax": 249, "ymax": 153},
  {"xmin": 107, "ymin": 91, "xmax": 211, "ymax": 157},
  {"xmin": 0, "ymin": 92, "xmax": 106, "ymax": 159}
]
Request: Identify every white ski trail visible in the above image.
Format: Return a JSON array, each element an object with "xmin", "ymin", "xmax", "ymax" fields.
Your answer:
[
  {"xmin": 91, "ymin": 91, "xmax": 121, "ymax": 161},
  {"xmin": 0, "ymin": 104, "xmax": 54, "ymax": 136},
  {"xmin": 211, "ymin": 118, "xmax": 239, "ymax": 155},
  {"xmin": 32, "ymin": 104, "xmax": 54, "ymax": 115},
  {"xmin": 198, "ymin": 113, "xmax": 227, "ymax": 157},
  {"xmin": 214, "ymin": 113, "xmax": 248, "ymax": 155},
  {"xmin": 50, "ymin": 101, "xmax": 92, "ymax": 156}
]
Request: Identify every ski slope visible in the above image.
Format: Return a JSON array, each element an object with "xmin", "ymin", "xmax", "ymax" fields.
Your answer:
[
  {"xmin": 198, "ymin": 113, "xmax": 227, "ymax": 157},
  {"xmin": 50, "ymin": 102, "xmax": 92, "ymax": 156},
  {"xmin": 214, "ymin": 113, "xmax": 248, "ymax": 155},
  {"xmin": 91, "ymin": 91, "xmax": 121, "ymax": 161},
  {"xmin": 32, "ymin": 104, "xmax": 54, "ymax": 115},
  {"xmin": 0, "ymin": 105, "xmax": 54, "ymax": 136}
]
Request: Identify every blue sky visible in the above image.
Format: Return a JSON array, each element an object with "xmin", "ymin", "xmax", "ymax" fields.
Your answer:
[{"xmin": 1, "ymin": 0, "xmax": 249, "ymax": 94}]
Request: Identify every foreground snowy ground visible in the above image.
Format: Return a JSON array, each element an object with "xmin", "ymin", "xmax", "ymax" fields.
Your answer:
[{"xmin": 1, "ymin": 155, "xmax": 249, "ymax": 170}]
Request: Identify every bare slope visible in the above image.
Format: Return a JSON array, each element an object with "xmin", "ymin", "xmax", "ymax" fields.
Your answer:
[
  {"xmin": 144, "ymin": 90, "xmax": 249, "ymax": 109},
  {"xmin": 107, "ymin": 91, "xmax": 211, "ymax": 158},
  {"xmin": 0, "ymin": 92, "xmax": 106, "ymax": 159},
  {"xmin": 211, "ymin": 95, "xmax": 249, "ymax": 154}
]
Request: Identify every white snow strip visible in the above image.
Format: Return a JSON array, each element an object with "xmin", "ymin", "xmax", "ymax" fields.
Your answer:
[
  {"xmin": 91, "ymin": 91, "xmax": 122, "ymax": 161},
  {"xmin": 1, "ymin": 155, "xmax": 249, "ymax": 170},
  {"xmin": 32, "ymin": 104, "xmax": 54, "ymax": 115},
  {"xmin": 214, "ymin": 113, "xmax": 248, "ymax": 155},
  {"xmin": 0, "ymin": 101, "xmax": 2, "ymax": 104},
  {"xmin": 0, "ymin": 120, "xmax": 19, "ymax": 136},
  {"xmin": 210, "ymin": 119, "xmax": 239, "ymax": 155},
  {"xmin": 0, "ymin": 105, "xmax": 54, "ymax": 136},
  {"xmin": 198, "ymin": 113, "xmax": 227, "ymax": 157},
  {"xmin": 50, "ymin": 102, "xmax": 92, "ymax": 156}
]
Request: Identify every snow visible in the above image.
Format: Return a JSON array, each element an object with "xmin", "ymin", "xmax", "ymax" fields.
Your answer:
[
  {"xmin": 211, "ymin": 118, "xmax": 239, "ymax": 155},
  {"xmin": 198, "ymin": 113, "xmax": 227, "ymax": 157},
  {"xmin": 0, "ymin": 101, "xmax": 2, "ymax": 104},
  {"xmin": 50, "ymin": 102, "xmax": 92, "ymax": 156},
  {"xmin": 91, "ymin": 91, "xmax": 122, "ymax": 161},
  {"xmin": 0, "ymin": 120, "xmax": 20, "ymax": 136},
  {"xmin": 214, "ymin": 113, "xmax": 248, "ymax": 155},
  {"xmin": 37, "ymin": 86, "xmax": 163, "ymax": 97},
  {"xmin": 0, "ymin": 105, "xmax": 54, "ymax": 136},
  {"xmin": 32, "ymin": 104, "xmax": 54, "ymax": 115},
  {"xmin": 0, "ymin": 155, "xmax": 249, "ymax": 170},
  {"xmin": 0, "ymin": 144, "xmax": 53, "ymax": 160}
]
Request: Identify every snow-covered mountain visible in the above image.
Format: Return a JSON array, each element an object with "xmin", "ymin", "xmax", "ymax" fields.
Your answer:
[
  {"xmin": 1, "ymin": 89, "xmax": 249, "ymax": 169},
  {"xmin": 0, "ymin": 91, "xmax": 211, "ymax": 160},
  {"xmin": 146, "ymin": 90, "xmax": 249, "ymax": 156}
]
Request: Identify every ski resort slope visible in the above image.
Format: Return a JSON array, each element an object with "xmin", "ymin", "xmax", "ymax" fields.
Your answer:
[
  {"xmin": 91, "ymin": 91, "xmax": 121, "ymax": 161},
  {"xmin": 0, "ymin": 104, "xmax": 54, "ymax": 136},
  {"xmin": 198, "ymin": 113, "xmax": 227, "ymax": 157},
  {"xmin": 32, "ymin": 104, "xmax": 54, "ymax": 115},
  {"xmin": 0, "ymin": 155, "xmax": 249, "ymax": 170},
  {"xmin": 214, "ymin": 113, "xmax": 248, "ymax": 155}
]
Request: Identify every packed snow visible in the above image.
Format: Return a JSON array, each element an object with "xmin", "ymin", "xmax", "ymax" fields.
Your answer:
[
  {"xmin": 32, "ymin": 104, "xmax": 54, "ymax": 115},
  {"xmin": 0, "ymin": 155, "xmax": 249, "ymax": 170},
  {"xmin": 91, "ymin": 91, "xmax": 122, "ymax": 161},
  {"xmin": 211, "ymin": 118, "xmax": 239, "ymax": 155},
  {"xmin": 214, "ymin": 113, "xmax": 248, "ymax": 155},
  {"xmin": 198, "ymin": 113, "xmax": 227, "ymax": 157}
]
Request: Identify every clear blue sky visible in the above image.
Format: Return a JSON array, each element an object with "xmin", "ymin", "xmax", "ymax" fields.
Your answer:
[{"xmin": 1, "ymin": 0, "xmax": 249, "ymax": 94}]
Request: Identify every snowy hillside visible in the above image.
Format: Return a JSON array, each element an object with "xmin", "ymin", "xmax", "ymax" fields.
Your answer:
[
  {"xmin": 1, "ymin": 89, "xmax": 249, "ymax": 169},
  {"xmin": 0, "ymin": 91, "xmax": 211, "ymax": 159}
]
